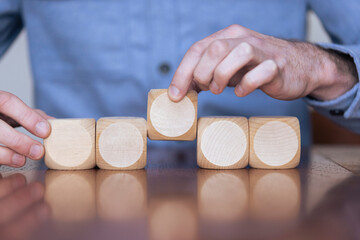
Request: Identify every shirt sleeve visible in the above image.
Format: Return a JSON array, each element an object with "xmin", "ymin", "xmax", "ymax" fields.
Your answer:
[
  {"xmin": 305, "ymin": 0, "xmax": 360, "ymax": 133},
  {"xmin": 0, "ymin": 0, "xmax": 23, "ymax": 58}
]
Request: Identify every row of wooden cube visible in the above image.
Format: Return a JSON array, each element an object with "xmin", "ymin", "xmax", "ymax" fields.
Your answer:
[
  {"xmin": 44, "ymin": 89, "xmax": 300, "ymax": 170},
  {"xmin": 44, "ymin": 116, "xmax": 300, "ymax": 170}
]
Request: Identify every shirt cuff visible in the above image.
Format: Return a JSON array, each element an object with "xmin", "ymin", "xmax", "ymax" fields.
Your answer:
[{"xmin": 304, "ymin": 42, "xmax": 360, "ymax": 119}]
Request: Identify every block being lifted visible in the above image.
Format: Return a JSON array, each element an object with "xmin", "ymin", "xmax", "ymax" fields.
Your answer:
[
  {"xmin": 197, "ymin": 117, "xmax": 249, "ymax": 169},
  {"xmin": 96, "ymin": 117, "xmax": 147, "ymax": 170},
  {"xmin": 44, "ymin": 119, "xmax": 96, "ymax": 170},
  {"xmin": 249, "ymin": 117, "xmax": 301, "ymax": 169},
  {"xmin": 147, "ymin": 89, "xmax": 197, "ymax": 141}
]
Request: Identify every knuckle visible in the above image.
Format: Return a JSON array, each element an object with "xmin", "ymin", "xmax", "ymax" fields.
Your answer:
[
  {"xmin": 189, "ymin": 43, "xmax": 205, "ymax": 56},
  {"xmin": 214, "ymin": 67, "xmax": 229, "ymax": 82},
  {"xmin": 240, "ymin": 42, "xmax": 254, "ymax": 59},
  {"xmin": 20, "ymin": 108, "xmax": 36, "ymax": 124},
  {"xmin": 246, "ymin": 36, "xmax": 263, "ymax": 46},
  {"xmin": 274, "ymin": 56, "xmax": 287, "ymax": 71},
  {"xmin": 0, "ymin": 147, "xmax": 11, "ymax": 161},
  {"xmin": 0, "ymin": 92, "xmax": 13, "ymax": 109},
  {"xmin": 226, "ymin": 24, "xmax": 245, "ymax": 37},
  {"xmin": 208, "ymin": 40, "xmax": 228, "ymax": 57},
  {"xmin": 244, "ymin": 77, "xmax": 257, "ymax": 89},
  {"xmin": 266, "ymin": 61, "xmax": 279, "ymax": 75},
  {"xmin": 193, "ymin": 73, "xmax": 207, "ymax": 85},
  {"xmin": 9, "ymin": 134, "xmax": 28, "ymax": 154}
]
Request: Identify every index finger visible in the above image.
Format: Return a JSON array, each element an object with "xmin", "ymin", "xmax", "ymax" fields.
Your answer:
[
  {"xmin": 168, "ymin": 24, "xmax": 249, "ymax": 102},
  {"xmin": 0, "ymin": 92, "xmax": 51, "ymax": 138}
]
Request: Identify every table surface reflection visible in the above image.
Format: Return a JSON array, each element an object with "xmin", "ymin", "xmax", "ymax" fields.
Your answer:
[{"xmin": 0, "ymin": 145, "xmax": 360, "ymax": 240}]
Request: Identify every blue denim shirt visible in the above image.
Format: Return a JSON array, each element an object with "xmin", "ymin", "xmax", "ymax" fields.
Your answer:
[{"xmin": 1, "ymin": 0, "xmax": 360, "ymax": 146}]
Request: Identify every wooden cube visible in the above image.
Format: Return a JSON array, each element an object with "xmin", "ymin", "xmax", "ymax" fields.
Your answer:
[
  {"xmin": 45, "ymin": 170, "xmax": 96, "ymax": 221},
  {"xmin": 147, "ymin": 89, "xmax": 197, "ymax": 141},
  {"xmin": 249, "ymin": 169, "xmax": 301, "ymax": 221},
  {"xmin": 197, "ymin": 169, "xmax": 249, "ymax": 221},
  {"xmin": 197, "ymin": 117, "xmax": 249, "ymax": 169},
  {"xmin": 44, "ymin": 119, "xmax": 96, "ymax": 170},
  {"xmin": 96, "ymin": 117, "xmax": 147, "ymax": 170},
  {"xmin": 249, "ymin": 117, "xmax": 301, "ymax": 169},
  {"xmin": 96, "ymin": 170, "xmax": 147, "ymax": 220}
]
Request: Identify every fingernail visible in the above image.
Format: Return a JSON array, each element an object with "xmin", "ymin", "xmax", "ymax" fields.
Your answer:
[
  {"xmin": 210, "ymin": 81, "xmax": 219, "ymax": 92},
  {"xmin": 35, "ymin": 121, "xmax": 50, "ymax": 137},
  {"xmin": 236, "ymin": 86, "xmax": 244, "ymax": 97},
  {"xmin": 169, "ymin": 85, "xmax": 180, "ymax": 99},
  {"xmin": 31, "ymin": 183, "xmax": 44, "ymax": 201},
  {"xmin": 30, "ymin": 145, "xmax": 43, "ymax": 159},
  {"xmin": 12, "ymin": 154, "xmax": 25, "ymax": 166}
]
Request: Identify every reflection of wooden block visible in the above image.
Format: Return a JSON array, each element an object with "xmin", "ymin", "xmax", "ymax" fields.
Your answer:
[
  {"xmin": 197, "ymin": 117, "xmax": 249, "ymax": 169},
  {"xmin": 44, "ymin": 119, "xmax": 96, "ymax": 170},
  {"xmin": 197, "ymin": 169, "xmax": 249, "ymax": 221},
  {"xmin": 96, "ymin": 118, "xmax": 147, "ymax": 170},
  {"xmin": 147, "ymin": 89, "xmax": 197, "ymax": 141},
  {"xmin": 149, "ymin": 197, "xmax": 197, "ymax": 240},
  {"xmin": 45, "ymin": 170, "xmax": 96, "ymax": 221},
  {"xmin": 249, "ymin": 169, "xmax": 300, "ymax": 221},
  {"xmin": 249, "ymin": 117, "xmax": 301, "ymax": 169},
  {"xmin": 96, "ymin": 170, "xmax": 147, "ymax": 220}
]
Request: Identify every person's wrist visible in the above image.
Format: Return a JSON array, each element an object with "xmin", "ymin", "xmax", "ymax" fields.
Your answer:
[{"xmin": 309, "ymin": 46, "xmax": 358, "ymax": 101}]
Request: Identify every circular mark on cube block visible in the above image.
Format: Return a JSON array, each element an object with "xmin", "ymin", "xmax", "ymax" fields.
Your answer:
[
  {"xmin": 47, "ymin": 122, "xmax": 93, "ymax": 167},
  {"xmin": 254, "ymin": 121, "xmax": 298, "ymax": 166},
  {"xmin": 150, "ymin": 93, "xmax": 195, "ymax": 137},
  {"xmin": 201, "ymin": 121, "xmax": 247, "ymax": 166},
  {"xmin": 99, "ymin": 123, "xmax": 143, "ymax": 168}
]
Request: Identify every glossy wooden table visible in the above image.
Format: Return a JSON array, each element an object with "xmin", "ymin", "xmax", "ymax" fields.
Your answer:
[{"xmin": 0, "ymin": 145, "xmax": 359, "ymax": 240}]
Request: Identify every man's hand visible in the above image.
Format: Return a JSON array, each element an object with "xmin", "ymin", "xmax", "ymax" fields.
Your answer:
[
  {"xmin": 0, "ymin": 91, "xmax": 54, "ymax": 168},
  {"xmin": 168, "ymin": 24, "xmax": 358, "ymax": 102}
]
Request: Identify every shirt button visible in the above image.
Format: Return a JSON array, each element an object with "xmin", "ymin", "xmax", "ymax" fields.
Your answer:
[
  {"xmin": 159, "ymin": 62, "xmax": 171, "ymax": 74},
  {"xmin": 329, "ymin": 109, "xmax": 344, "ymax": 116}
]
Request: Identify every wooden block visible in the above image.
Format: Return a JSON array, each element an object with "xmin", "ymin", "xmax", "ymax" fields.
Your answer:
[
  {"xmin": 197, "ymin": 117, "xmax": 249, "ymax": 169},
  {"xmin": 96, "ymin": 170, "xmax": 147, "ymax": 220},
  {"xmin": 249, "ymin": 169, "xmax": 301, "ymax": 221},
  {"xmin": 45, "ymin": 170, "xmax": 96, "ymax": 222},
  {"xmin": 96, "ymin": 117, "xmax": 147, "ymax": 170},
  {"xmin": 197, "ymin": 169, "xmax": 249, "ymax": 221},
  {"xmin": 147, "ymin": 89, "xmax": 197, "ymax": 141},
  {"xmin": 249, "ymin": 117, "xmax": 301, "ymax": 169},
  {"xmin": 44, "ymin": 119, "xmax": 96, "ymax": 170}
]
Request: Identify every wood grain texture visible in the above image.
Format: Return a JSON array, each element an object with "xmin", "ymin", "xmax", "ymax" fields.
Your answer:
[
  {"xmin": 313, "ymin": 145, "xmax": 360, "ymax": 176},
  {"xmin": 249, "ymin": 117, "xmax": 301, "ymax": 169},
  {"xmin": 197, "ymin": 169, "xmax": 249, "ymax": 221},
  {"xmin": 249, "ymin": 169, "xmax": 301, "ymax": 221},
  {"xmin": 44, "ymin": 119, "xmax": 96, "ymax": 170},
  {"xmin": 96, "ymin": 117, "xmax": 147, "ymax": 170},
  {"xmin": 96, "ymin": 170, "xmax": 147, "ymax": 220},
  {"xmin": 197, "ymin": 117, "xmax": 249, "ymax": 169},
  {"xmin": 147, "ymin": 89, "xmax": 197, "ymax": 141},
  {"xmin": 45, "ymin": 170, "xmax": 96, "ymax": 221}
]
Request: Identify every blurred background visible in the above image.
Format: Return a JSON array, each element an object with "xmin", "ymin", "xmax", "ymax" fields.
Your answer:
[{"xmin": 0, "ymin": 11, "xmax": 359, "ymax": 144}]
